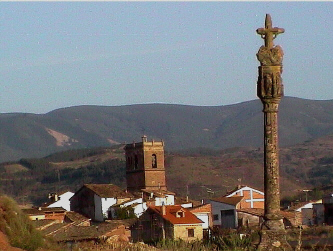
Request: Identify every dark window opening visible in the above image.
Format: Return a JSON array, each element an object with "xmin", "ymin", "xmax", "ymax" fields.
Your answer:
[
  {"xmin": 188, "ymin": 228, "xmax": 194, "ymax": 237},
  {"xmin": 152, "ymin": 154, "xmax": 157, "ymax": 168}
]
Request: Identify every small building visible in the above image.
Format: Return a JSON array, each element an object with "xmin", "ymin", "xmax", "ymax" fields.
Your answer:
[
  {"xmin": 46, "ymin": 191, "xmax": 74, "ymax": 211},
  {"xmin": 207, "ymin": 196, "xmax": 244, "ymax": 229},
  {"xmin": 70, "ymin": 184, "xmax": 133, "ymax": 222},
  {"xmin": 22, "ymin": 207, "xmax": 66, "ymax": 222},
  {"xmin": 237, "ymin": 208, "xmax": 264, "ymax": 228},
  {"xmin": 140, "ymin": 189, "xmax": 175, "ymax": 207},
  {"xmin": 206, "ymin": 185, "xmax": 265, "ymax": 229},
  {"xmin": 225, "ymin": 185, "xmax": 264, "ymax": 209},
  {"xmin": 131, "ymin": 205, "xmax": 203, "ymax": 242},
  {"xmin": 189, "ymin": 204, "xmax": 212, "ymax": 239},
  {"xmin": 40, "ymin": 219, "xmax": 135, "ymax": 247},
  {"xmin": 288, "ymin": 200, "xmax": 322, "ymax": 226},
  {"xmin": 237, "ymin": 208, "xmax": 301, "ymax": 228},
  {"xmin": 110, "ymin": 198, "xmax": 147, "ymax": 219}
]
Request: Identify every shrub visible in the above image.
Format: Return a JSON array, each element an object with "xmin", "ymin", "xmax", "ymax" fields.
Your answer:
[{"xmin": 0, "ymin": 195, "xmax": 44, "ymax": 251}]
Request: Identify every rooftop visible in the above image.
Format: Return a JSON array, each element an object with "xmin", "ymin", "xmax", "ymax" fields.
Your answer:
[
  {"xmin": 80, "ymin": 184, "xmax": 133, "ymax": 198},
  {"xmin": 210, "ymin": 196, "xmax": 244, "ymax": 206},
  {"xmin": 149, "ymin": 205, "xmax": 203, "ymax": 225}
]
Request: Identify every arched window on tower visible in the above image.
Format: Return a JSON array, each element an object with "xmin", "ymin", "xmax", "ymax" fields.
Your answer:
[{"xmin": 152, "ymin": 154, "xmax": 157, "ymax": 168}]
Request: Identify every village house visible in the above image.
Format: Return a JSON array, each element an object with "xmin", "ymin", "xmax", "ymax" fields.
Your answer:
[
  {"xmin": 236, "ymin": 208, "xmax": 301, "ymax": 229},
  {"xmin": 37, "ymin": 217, "xmax": 135, "ymax": 247},
  {"xmin": 206, "ymin": 196, "xmax": 243, "ymax": 229},
  {"xmin": 189, "ymin": 203, "xmax": 212, "ymax": 238},
  {"xmin": 225, "ymin": 185, "xmax": 264, "ymax": 209},
  {"xmin": 206, "ymin": 185, "xmax": 265, "ymax": 229},
  {"xmin": 109, "ymin": 197, "xmax": 147, "ymax": 219},
  {"xmin": 288, "ymin": 199, "xmax": 322, "ymax": 226},
  {"xmin": 22, "ymin": 207, "xmax": 66, "ymax": 222},
  {"xmin": 70, "ymin": 184, "xmax": 133, "ymax": 222},
  {"xmin": 131, "ymin": 205, "xmax": 203, "ymax": 242},
  {"xmin": 140, "ymin": 189, "xmax": 175, "ymax": 207}
]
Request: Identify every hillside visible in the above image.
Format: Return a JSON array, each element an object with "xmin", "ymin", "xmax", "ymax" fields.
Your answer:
[
  {"xmin": 1, "ymin": 97, "xmax": 333, "ymax": 162},
  {"xmin": 2, "ymin": 134, "xmax": 333, "ymax": 205}
]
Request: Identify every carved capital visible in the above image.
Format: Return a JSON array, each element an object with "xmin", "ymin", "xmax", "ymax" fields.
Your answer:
[
  {"xmin": 257, "ymin": 66, "xmax": 283, "ymax": 101},
  {"xmin": 257, "ymin": 45, "xmax": 284, "ymax": 66}
]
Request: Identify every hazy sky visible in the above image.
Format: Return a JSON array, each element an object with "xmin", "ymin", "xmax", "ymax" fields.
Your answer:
[{"xmin": 0, "ymin": 2, "xmax": 332, "ymax": 113}]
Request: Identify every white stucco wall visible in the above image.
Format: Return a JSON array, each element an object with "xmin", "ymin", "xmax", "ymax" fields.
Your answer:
[
  {"xmin": 154, "ymin": 194, "xmax": 175, "ymax": 206},
  {"xmin": 47, "ymin": 191, "xmax": 74, "ymax": 211},
  {"xmin": 296, "ymin": 200, "xmax": 322, "ymax": 212},
  {"xmin": 208, "ymin": 200, "xmax": 236, "ymax": 226},
  {"xmin": 120, "ymin": 198, "xmax": 147, "ymax": 217},
  {"xmin": 101, "ymin": 197, "xmax": 117, "ymax": 219},
  {"xmin": 165, "ymin": 194, "xmax": 175, "ymax": 205},
  {"xmin": 193, "ymin": 213, "xmax": 209, "ymax": 229},
  {"xmin": 122, "ymin": 198, "xmax": 142, "ymax": 207},
  {"xmin": 133, "ymin": 202, "xmax": 147, "ymax": 217}
]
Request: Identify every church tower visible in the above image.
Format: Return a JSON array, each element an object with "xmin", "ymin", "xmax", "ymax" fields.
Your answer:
[{"xmin": 125, "ymin": 136, "xmax": 167, "ymax": 193}]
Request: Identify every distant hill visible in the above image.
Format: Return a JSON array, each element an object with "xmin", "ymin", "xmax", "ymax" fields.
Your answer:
[
  {"xmin": 1, "ymin": 97, "xmax": 333, "ymax": 162},
  {"xmin": 2, "ymin": 134, "xmax": 333, "ymax": 206}
]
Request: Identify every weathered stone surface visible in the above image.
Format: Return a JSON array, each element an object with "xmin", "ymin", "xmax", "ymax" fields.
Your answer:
[
  {"xmin": 256, "ymin": 14, "xmax": 292, "ymax": 251},
  {"xmin": 257, "ymin": 229, "xmax": 292, "ymax": 251}
]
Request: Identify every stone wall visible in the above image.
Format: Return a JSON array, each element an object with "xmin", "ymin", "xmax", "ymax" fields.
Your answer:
[{"xmin": 173, "ymin": 224, "xmax": 203, "ymax": 241}]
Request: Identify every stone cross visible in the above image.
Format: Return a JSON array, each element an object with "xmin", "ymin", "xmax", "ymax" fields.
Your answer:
[
  {"xmin": 256, "ymin": 14, "xmax": 292, "ymax": 251},
  {"xmin": 257, "ymin": 14, "xmax": 285, "ymax": 49}
]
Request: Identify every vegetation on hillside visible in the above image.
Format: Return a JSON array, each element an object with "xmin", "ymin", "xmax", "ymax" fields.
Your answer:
[
  {"xmin": 0, "ymin": 147, "xmax": 126, "ymax": 205},
  {"xmin": 2, "ymin": 133, "xmax": 333, "ymax": 206},
  {"xmin": 0, "ymin": 195, "xmax": 44, "ymax": 250}
]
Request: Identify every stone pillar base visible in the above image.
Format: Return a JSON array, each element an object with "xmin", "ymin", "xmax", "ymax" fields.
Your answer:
[{"xmin": 257, "ymin": 229, "xmax": 293, "ymax": 251}]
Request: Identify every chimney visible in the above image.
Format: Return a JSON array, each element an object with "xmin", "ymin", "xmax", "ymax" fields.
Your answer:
[
  {"xmin": 161, "ymin": 203, "xmax": 166, "ymax": 216},
  {"xmin": 142, "ymin": 135, "xmax": 147, "ymax": 142}
]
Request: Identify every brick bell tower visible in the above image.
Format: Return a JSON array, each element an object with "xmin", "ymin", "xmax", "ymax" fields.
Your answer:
[{"xmin": 125, "ymin": 136, "xmax": 167, "ymax": 193}]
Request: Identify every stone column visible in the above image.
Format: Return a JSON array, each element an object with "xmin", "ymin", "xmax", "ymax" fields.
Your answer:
[{"xmin": 256, "ymin": 14, "xmax": 292, "ymax": 251}]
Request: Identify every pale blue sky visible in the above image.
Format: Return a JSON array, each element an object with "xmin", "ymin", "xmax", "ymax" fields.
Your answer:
[{"xmin": 0, "ymin": 2, "xmax": 332, "ymax": 113}]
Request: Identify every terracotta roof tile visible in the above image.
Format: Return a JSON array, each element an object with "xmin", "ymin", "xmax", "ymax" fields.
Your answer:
[
  {"xmin": 189, "ymin": 204, "xmax": 212, "ymax": 213},
  {"xmin": 83, "ymin": 184, "xmax": 133, "ymax": 198},
  {"xmin": 65, "ymin": 211, "xmax": 90, "ymax": 223},
  {"xmin": 48, "ymin": 221, "xmax": 129, "ymax": 242},
  {"xmin": 237, "ymin": 208, "xmax": 264, "ymax": 216},
  {"xmin": 149, "ymin": 205, "xmax": 203, "ymax": 225},
  {"xmin": 22, "ymin": 207, "xmax": 66, "ymax": 215}
]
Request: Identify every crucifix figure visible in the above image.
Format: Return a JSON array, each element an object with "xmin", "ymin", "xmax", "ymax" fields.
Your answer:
[
  {"xmin": 256, "ymin": 14, "xmax": 292, "ymax": 251},
  {"xmin": 256, "ymin": 14, "xmax": 285, "ymax": 49}
]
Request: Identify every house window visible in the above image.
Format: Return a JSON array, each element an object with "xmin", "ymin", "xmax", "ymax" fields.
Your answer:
[
  {"xmin": 213, "ymin": 214, "xmax": 219, "ymax": 221},
  {"xmin": 152, "ymin": 154, "xmax": 157, "ymax": 168},
  {"xmin": 188, "ymin": 228, "xmax": 194, "ymax": 237},
  {"xmin": 176, "ymin": 211, "xmax": 184, "ymax": 218}
]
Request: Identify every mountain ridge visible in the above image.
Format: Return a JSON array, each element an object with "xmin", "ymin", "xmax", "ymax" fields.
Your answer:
[{"xmin": 1, "ymin": 96, "xmax": 333, "ymax": 162}]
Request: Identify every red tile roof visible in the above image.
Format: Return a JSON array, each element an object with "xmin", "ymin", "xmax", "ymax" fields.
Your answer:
[{"xmin": 149, "ymin": 205, "xmax": 203, "ymax": 225}]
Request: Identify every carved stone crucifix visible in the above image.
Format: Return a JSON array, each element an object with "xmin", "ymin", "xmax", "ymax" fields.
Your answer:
[{"xmin": 256, "ymin": 14, "xmax": 284, "ymax": 49}]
